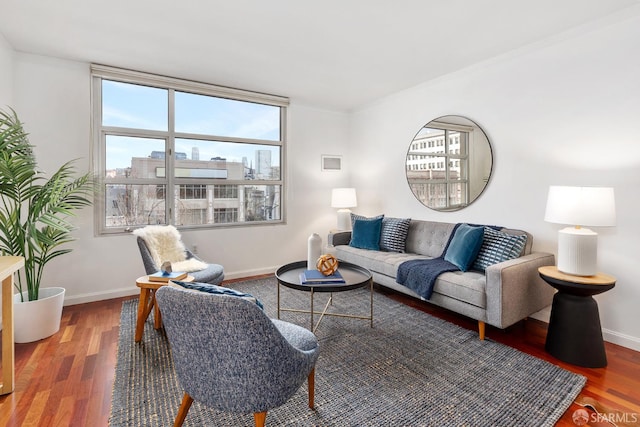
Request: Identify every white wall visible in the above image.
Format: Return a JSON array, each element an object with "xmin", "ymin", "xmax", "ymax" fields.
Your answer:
[
  {"xmin": 349, "ymin": 14, "xmax": 640, "ymax": 350},
  {"xmin": 0, "ymin": 32, "xmax": 13, "ymax": 108},
  {"xmin": 12, "ymin": 53, "xmax": 350, "ymax": 305},
  {"xmin": 0, "ymin": 31, "xmax": 13, "ymax": 330}
]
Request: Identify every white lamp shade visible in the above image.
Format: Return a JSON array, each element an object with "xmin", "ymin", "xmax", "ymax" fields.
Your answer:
[
  {"xmin": 331, "ymin": 188, "xmax": 357, "ymax": 209},
  {"xmin": 544, "ymin": 186, "xmax": 616, "ymax": 227}
]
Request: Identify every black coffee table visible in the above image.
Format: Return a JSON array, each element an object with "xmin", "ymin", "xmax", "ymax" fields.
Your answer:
[{"xmin": 275, "ymin": 260, "xmax": 373, "ymax": 333}]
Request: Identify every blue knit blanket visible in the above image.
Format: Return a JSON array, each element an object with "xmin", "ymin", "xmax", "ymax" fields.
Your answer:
[
  {"xmin": 396, "ymin": 258, "xmax": 459, "ymax": 300},
  {"xmin": 396, "ymin": 223, "xmax": 461, "ymax": 300}
]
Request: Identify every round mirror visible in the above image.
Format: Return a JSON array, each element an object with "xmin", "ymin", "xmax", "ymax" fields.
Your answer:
[{"xmin": 406, "ymin": 115, "xmax": 493, "ymax": 211}]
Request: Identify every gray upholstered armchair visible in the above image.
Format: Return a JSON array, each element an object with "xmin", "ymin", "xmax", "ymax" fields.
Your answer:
[
  {"xmin": 134, "ymin": 225, "xmax": 224, "ymax": 285},
  {"xmin": 156, "ymin": 285, "xmax": 320, "ymax": 427}
]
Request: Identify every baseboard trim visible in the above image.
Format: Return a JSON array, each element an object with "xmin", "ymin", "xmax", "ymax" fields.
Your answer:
[
  {"xmin": 530, "ymin": 307, "xmax": 640, "ymax": 352},
  {"xmin": 602, "ymin": 328, "xmax": 640, "ymax": 352},
  {"xmin": 222, "ymin": 266, "xmax": 276, "ymax": 281},
  {"xmin": 62, "ymin": 267, "xmax": 278, "ymax": 306},
  {"xmin": 64, "ymin": 287, "xmax": 139, "ymax": 306}
]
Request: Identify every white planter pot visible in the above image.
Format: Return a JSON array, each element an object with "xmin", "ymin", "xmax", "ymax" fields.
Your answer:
[{"xmin": 13, "ymin": 287, "xmax": 66, "ymax": 343}]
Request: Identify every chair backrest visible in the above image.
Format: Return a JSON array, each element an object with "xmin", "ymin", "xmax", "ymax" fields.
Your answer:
[
  {"xmin": 133, "ymin": 225, "xmax": 189, "ymax": 269},
  {"xmin": 156, "ymin": 286, "xmax": 315, "ymax": 413},
  {"xmin": 136, "ymin": 237, "xmax": 158, "ymax": 275}
]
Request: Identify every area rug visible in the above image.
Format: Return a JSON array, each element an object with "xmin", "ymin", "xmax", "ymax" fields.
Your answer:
[{"xmin": 110, "ymin": 277, "xmax": 586, "ymax": 426}]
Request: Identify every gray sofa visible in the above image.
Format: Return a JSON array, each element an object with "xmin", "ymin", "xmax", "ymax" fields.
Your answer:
[{"xmin": 328, "ymin": 219, "xmax": 555, "ymax": 339}]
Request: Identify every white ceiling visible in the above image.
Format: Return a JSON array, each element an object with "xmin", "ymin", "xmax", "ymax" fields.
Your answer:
[{"xmin": 1, "ymin": 0, "xmax": 639, "ymax": 111}]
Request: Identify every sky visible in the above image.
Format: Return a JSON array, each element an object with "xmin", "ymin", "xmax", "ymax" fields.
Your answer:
[{"xmin": 102, "ymin": 80, "xmax": 281, "ymax": 170}]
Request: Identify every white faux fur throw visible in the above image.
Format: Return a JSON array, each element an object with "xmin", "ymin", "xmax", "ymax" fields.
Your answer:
[
  {"xmin": 133, "ymin": 225, "xmax": 208, "ymax": 272},
  {"xmin": 171, "ymin": 258, "xmax": 209, "ymax": 273}
]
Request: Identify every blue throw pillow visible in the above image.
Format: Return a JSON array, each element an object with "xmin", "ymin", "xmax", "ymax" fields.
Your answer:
[
  {"xmin": 380, "ymin": 217, "xmax": 411, "ymax": 253},
  {"xmin": 472, "ymin": 227, "xmax": 528, "ymax": 272},
  {"xmin": 350, "ymin": 213, "xmax": 384, "ymax": 228},
  {"xmin": 169, "ymin": 280, "xmax": 264, "ymax": 310},
  {"xmin": 349, "ymin": 217, "xmax": 383, "ymax": 250},
  {"xmin": 444, "ymin": 224, "xmax": 484, "ymax": 272}
]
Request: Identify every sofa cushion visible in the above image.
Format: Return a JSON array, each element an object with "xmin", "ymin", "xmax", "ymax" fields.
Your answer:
[
  {"xmin": 380, "ymin": 217, "xmax": 411, "ymax": 253},
  {"xmin": 434, "ymin": 271, "xmax": 487, "ymax": 308},
  {"xmin": 335, "ymin": 245, "xmax": 427, "ymax": 277},
  {"xmin": 405, "ymin": 220, "xmax": 457, "ymax": 258},
  {"xmin": 444, "ymin": 224, "xmax": 484, "ymax": 272},
  {"xmin": 472, "ymin": 227, "xmax": 527, "ymax": 272},
  {"xmin": 349, "ymin": 216, "xmax": 383, "ymax": 250}
]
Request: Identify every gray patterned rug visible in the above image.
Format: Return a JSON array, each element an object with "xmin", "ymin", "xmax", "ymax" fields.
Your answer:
[{"xmin": 110, "ymin": 277, "xmax": 585, "ymax": 426}]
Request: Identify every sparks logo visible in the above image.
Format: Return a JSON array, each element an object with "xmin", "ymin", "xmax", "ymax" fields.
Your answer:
[
  {"xmin": 572, "ymin": 409, "xmax": 590, "ymax": 426},
  {"xmin": 573, "ymin": 407, "xmax": 639, "ymax": 425}
]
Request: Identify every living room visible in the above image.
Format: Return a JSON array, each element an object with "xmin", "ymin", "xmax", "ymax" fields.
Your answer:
[{"xmin": 1, "ymin": 1, "xmax": 639, "ymax": 426}]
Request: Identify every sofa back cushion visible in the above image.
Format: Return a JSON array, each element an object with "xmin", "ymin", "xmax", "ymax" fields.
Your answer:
[
  {"xmin": 405, "ymin": 220, "xmax": 457, "ymax": 258},
  {"xmin": 403, "ymin": 220, "xmax": 532, "ymax": 260}
]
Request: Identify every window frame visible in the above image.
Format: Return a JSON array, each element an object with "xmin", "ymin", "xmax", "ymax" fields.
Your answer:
[
  {"xmin": 91, "ymin": 65, "xmax": 288, "ymax": 235},
  {"xmin": 406, "ymin": 122, "xmax": 471, "ymax": 210}
]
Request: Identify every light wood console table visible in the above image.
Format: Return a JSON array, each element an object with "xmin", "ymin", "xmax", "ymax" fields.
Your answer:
[{"xmin": 1, "ymin": 256, "xmax": 25, "ymax": 395}]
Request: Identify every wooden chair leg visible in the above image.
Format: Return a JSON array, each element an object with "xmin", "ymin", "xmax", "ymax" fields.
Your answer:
[
  {"xmin": 253, "ymin": 411, "xmax": 267, "ymax": 427},
  {"xmin": 174, "ymin": 392, "xmax": 194, "ymax": 427},
  {"xmin": 478, "ymin": 321, "xmax": 486, "ymax": 340},
  {"xmin": 135, "ymin": 288, "xmax": 152, "ymax": 342},
  {"xmin": 153, "ymin": 293, "xmax": 163, "ymax": 329},
  {"xmin": 308, "ymin": 368, "xmax": 315, "ymax": 409}
]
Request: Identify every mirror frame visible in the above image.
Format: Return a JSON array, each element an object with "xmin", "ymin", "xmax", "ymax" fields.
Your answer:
[{"xmin": 405, "ymin": 115, "xmax": 493, "ymax": 211}]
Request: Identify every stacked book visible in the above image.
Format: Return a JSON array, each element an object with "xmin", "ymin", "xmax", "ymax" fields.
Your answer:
[
  {"xmin": 299, "ymin": 269, "xmax": 345, "ymax": 284},
  {"xmin": 148, "ymin": 271, "xmax": 188, "ymax": 282}
]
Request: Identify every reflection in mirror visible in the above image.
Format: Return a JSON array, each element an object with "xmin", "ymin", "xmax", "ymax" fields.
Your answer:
[{"xmin": 406, "ymin": 115, "xmax": 492, "ymax": 211}]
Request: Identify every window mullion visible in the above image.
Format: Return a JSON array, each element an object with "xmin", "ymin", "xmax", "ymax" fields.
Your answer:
[{"xmin": 167, "ymin": 89, "xmax": 176, "ymax": 224}]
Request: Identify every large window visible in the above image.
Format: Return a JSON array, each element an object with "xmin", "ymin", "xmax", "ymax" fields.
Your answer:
[{"xmin": 91, "ymin": 65, "xmax": 288, "ymax": 234}]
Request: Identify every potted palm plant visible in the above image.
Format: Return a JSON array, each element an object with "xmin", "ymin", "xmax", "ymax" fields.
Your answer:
[{"xmin": 0, "ymin": 108, "xmax": 94, "ymax": 342}]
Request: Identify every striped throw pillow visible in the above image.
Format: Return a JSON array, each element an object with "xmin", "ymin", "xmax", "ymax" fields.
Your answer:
[
  {"xmin": 472, "ymin": 227, "xmax": 527, "ymax": 272},
  {"xmin": 380, "ymin": 217, "xmax": 411, "ymax": 253}
]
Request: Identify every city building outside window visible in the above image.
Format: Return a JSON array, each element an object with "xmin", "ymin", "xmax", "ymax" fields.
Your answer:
[
  {"xmin": 91, "ymin": 65, "xmax": 288, "ymax": 234},
  {"xmin": 406, "ymin": 123, "xmax": 470, "ymax": 210}
]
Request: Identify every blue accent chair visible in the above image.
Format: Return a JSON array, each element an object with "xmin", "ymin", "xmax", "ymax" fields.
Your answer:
[{"xmin": 156, "ymin": 285, "xmax": 320, "ymax": 427}]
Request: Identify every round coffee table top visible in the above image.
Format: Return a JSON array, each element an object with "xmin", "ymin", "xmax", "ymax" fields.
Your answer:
[{"xmin": 276, "ymin": 260, "xmax": 372, "ymax": 293}]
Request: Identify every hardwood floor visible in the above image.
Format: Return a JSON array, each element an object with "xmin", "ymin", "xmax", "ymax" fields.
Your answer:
[{"xmin": 1, "ymin": 280, "xmax": 639, "ymax": 426}]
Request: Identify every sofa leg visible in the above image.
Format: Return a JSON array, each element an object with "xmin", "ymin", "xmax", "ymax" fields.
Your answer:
[{"xmin": 478, "ymin": 321, "xmax": 485, "ymax": 340}]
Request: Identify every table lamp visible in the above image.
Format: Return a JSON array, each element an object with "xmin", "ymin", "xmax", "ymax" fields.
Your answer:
[
  {"xmin": 331, "ymin": 188, "xmax": 357, "ymax": 231},
  {"xmin": 544, "ymin": 186, "xmax": 616, "ymax": 276}
]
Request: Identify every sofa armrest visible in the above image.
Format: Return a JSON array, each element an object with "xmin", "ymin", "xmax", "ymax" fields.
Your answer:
[
  {"xmin": 328, "ymin": 231, "xmax": 352, "ymax": 247},
  {"xmin": 485, "ymin": 252, "xmax": 556, "ymax": 329}
]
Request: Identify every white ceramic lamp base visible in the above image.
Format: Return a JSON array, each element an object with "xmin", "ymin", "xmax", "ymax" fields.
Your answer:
[
  {"xmin": 557, "ymin": 227, "xmax": 598, "ymax": 276},
  {"xmin": 336, "ymin": 209, "xmax": 352, "ymax": 231}
]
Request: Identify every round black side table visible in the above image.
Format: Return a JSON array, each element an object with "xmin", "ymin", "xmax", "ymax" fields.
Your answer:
[{"xmin": 538, "ymin": 266, "xmax": 615, "ymax": 368}]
